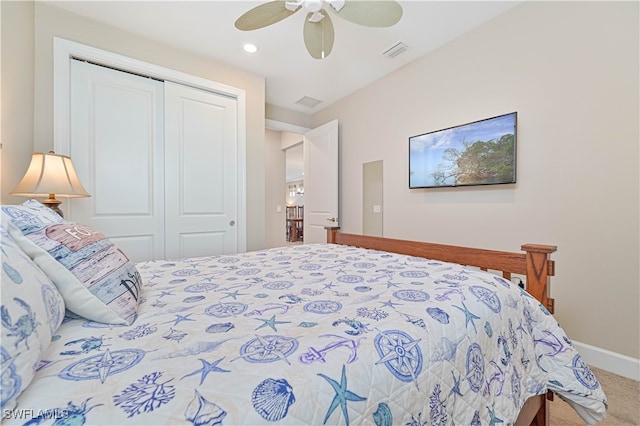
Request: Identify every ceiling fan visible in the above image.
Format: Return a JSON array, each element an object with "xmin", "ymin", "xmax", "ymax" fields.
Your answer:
[{"xmin": 235, "ymin": 0, "xmax": 403, "ymax": 59}]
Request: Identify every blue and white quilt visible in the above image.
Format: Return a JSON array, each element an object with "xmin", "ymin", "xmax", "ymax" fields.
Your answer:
[{"xmin": 3, "ymin": 244, "xmax": 607, "ymax": 425}]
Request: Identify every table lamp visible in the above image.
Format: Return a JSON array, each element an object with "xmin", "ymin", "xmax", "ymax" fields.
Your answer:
[{"xmin": 10, "ymin": 151, "xmax": 90, "ymax": 217}]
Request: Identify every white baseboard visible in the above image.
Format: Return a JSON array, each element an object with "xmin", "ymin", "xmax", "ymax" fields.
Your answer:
[{"xmin": 573, "ymin": 340, "xmax": 640, "ymax": 381}]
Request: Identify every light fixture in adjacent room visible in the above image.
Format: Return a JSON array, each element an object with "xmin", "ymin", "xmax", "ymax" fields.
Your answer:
[{"xmin": 11, "ymin": 151, "xmax": 91, "ymax": 217}]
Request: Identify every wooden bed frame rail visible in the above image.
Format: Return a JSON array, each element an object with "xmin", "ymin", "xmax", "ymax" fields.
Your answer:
[
  {"xmin": 325, "ymin": 227, "xmax": 557, "ymax": 426},
  {"xmin": 326, "ymin": 228, "xmax": 557, "ymax": 313}
]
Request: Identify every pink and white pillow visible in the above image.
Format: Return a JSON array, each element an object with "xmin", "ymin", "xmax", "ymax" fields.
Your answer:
[{"xmin": 2, "ymin": 200, "xmax": 141, "ymax": 326}]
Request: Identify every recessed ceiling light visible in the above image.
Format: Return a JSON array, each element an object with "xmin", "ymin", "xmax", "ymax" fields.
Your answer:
[{"xmin": 243, "ymin": 42, "xmax": 258, "ymax": 54}]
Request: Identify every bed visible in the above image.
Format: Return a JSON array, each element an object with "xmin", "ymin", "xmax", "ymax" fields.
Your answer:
[{"xmin": 1, "ymin": 201, "xmax": 607, "ymax": 425}]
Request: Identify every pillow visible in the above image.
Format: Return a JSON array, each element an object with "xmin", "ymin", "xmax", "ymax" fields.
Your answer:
[
  {"xmin": 0, "ymin": 199, "xmax": 64, "ymax": 230},
  {"xmin": 1, "ymin": 222, "xmax": 66, "ymax": 410},
  {"xmin": 2, "ymin": 201, "xmax": 141, "ymax": 326}
]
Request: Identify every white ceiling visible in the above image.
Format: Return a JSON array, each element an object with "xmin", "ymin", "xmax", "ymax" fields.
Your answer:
[{"xmin": 46, "ymin": 0, "xmax": 522, "ymax": 114}]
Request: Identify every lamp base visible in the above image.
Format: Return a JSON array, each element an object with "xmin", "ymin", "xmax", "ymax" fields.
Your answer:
[{"xmin": 41, "ymin": 196, "xmax": 64, "ymax": 218}]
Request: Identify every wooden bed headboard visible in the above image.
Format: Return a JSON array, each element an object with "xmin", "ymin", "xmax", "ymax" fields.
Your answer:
[{"xmin": 325, "ymin": 227, "xmax": 557, "ymax": 314}]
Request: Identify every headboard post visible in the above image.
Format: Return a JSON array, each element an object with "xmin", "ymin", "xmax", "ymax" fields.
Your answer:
[{"xmin": 521, "ymin": 244, "xmax": 557, "ymax": 314}]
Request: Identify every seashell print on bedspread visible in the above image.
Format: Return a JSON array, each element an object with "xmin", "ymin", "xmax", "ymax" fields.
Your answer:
[{"xmin": 2, "ymin": 244, "xmax": 607, "ymax": 425}]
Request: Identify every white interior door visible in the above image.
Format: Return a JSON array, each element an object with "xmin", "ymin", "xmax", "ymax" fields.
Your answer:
[
  {"xmin": 69, "ymin": 60, "xmax": 165, "ymax": 262},
  {"xmin": 303, "ymin": 119, "xmax": 339, "ymax": 243},
  {"xmin": 164, "ymin": 82, "xmax": 238, "ymax": 259}
]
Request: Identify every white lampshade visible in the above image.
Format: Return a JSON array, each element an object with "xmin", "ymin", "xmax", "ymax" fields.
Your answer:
[{"xmin": 11, "ymin": 152, "xmax": 90, "ymax": 198}]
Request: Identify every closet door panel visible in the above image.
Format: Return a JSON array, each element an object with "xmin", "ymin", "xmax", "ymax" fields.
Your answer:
[
  {"xmin": 164, "ymin": 82, "xmax": 238, "ymax": 259},
  {"xmin": 180, "ymin": 100, "xmax": 225, "ymax": 214},
  {"xmin": 178, "ymin": 232, "xmax": 225, "ymax": 259},
  {"xmin": 92, "ymin": 83, "xmax": 155, "ymax": 215},
  {"xmin": 69, "ymin": 60, "xmax": 165, "ymax": 262}
]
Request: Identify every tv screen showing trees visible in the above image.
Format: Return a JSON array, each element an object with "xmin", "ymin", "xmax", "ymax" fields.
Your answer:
[{"xmin": 409, "ymin": 112, "xmax": 517, "ymax": 189}]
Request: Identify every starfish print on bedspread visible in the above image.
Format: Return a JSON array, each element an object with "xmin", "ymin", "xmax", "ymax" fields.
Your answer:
[
  {"xmin": 380, "ymin": 299, "xmax": 403, "ymax": 309},
  {"xmin": 254, "ymin": 315, "xmax": 291, "ymax": 332},
  {"xmin": 169, "ymin": 314, "xmax": 195, "ymax": 326},
  {"xmin": 221, "ymin": 290, "xmax": 247, "ymax": 300},
  {"xmin": 449, "ymin": 370, "xmax": 464, "ymax": 400},
  {"xmin": 317, "ymin": 364, "xmax": 366, "ymax": 425},
  {"xmin": 181, "ymin": 357, "xmax": 230, "ymax": 385},
  {"xmin": 452, "ymin": 301, "xmax": 481, "ymax": 334},
  {"xmin": 486, "ymin": 404, "xmax": 504, "ymax": 426}
]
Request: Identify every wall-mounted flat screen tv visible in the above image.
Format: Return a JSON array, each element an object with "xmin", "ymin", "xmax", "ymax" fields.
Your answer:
[{"xmin": 409, "ymin": 112, "xmax": 517, "ymax": 189}]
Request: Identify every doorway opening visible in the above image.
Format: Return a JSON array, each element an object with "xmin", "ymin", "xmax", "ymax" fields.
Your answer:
[{"xmin": 285, "ymin": 144, "xmax": 304, "ymax": 244}]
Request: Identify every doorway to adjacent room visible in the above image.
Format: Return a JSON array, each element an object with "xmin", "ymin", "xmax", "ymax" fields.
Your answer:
[{"xmin": 285, "ymin": 144, "xmax": 304, "ymax": 244}]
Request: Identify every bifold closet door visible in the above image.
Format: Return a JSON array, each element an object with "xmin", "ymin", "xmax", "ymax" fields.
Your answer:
[
  {"xmin": 69, "ymin": 59, "xmax": 166, "ymax": 262},
  {"xmin": 164, "ymin": 82, "xmax": 238, "ymax": 259},
  {"xmin": 70, "ymin": 61, "xmax": 238, "ymax": 262}
]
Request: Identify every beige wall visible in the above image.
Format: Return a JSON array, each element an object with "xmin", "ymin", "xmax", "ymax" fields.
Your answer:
[
  {"xmin": 1, "ymin": 1, "xmax": 35, "ymax": 207},
  {"xmin": 1, "ymin": 1, "xmax": 266, "ymax": 250},
  {"xmin": 266, "ymin": 104, "xmax": 313, "ymax": 130},
  {"xmin": 313, "ymin": 1, "xmax": 639, "ymax": 360}
]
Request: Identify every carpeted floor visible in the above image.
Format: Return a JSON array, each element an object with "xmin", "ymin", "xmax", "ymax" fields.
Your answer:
[{"xmin": 549, "ymin": 366, "xmax": 639, "ymax": 425}]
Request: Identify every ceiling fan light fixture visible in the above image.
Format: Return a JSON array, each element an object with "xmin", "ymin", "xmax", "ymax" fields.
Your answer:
[
  {"xmin": 235, "ymin": 0, "xmax": 403, "ymax": 59},
  {"xmin": 286, "ymin": 0, "xmax": 341, "ymax": 15},
  {"xmin": 308, "ymin": 11, "xmax": 325, "ymax": 23},
  {"xmin": 304, "ymin": 0, "xmax": 323, "ymax": 13}
]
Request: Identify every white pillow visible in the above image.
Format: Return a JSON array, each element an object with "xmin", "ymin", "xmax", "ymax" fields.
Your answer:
[
  {"xmin": 2, "ymin": 201, "xmax": 141, "ymax": 326},
  {"xmin": 0, "ymin": 199, "xmax": 64, "ymax": 229},
  {"xmin": 1, "ymin": 222, "xmax": 66, "ymax": 409}
]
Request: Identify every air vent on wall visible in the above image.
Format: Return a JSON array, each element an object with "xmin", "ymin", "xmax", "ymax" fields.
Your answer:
[
  {"xmin": 295, "ymin": 96, "xmax": 322, "ymax": 108},
  {"xmin": 381, "ymin": 40, "xmax": 408, "ymax": 59}
]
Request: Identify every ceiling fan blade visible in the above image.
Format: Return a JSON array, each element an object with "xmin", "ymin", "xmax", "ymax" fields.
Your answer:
[
  {"xmin": 335, "ymin": 0, "xmax": 402, "ymax": 27},
  {"xmin": 235, "ymin": 1, "xmax": 298, "ymax": 31},
  {"xmin": 303, "ymin": 10, "xmax": 335, "ymax": 59}
]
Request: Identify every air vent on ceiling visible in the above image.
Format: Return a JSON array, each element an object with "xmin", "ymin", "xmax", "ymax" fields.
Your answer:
[
  {"xmin": 295, "ymin": 96, "xmax": 322, "ymax": 108},
  {"xmin": 381, "ymin": 40, "xmax": 409, "ymax": 59}
]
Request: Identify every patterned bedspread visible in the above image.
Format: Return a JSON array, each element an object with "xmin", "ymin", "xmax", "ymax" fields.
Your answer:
[{"xmin": 4, "ymin": 244, "xmax": 607, "ymax": 425}]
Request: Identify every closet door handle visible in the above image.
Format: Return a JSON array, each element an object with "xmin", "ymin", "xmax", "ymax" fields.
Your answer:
[{"xmin": 229, "ymin": 220, "xmax": 236, "ymax": 227}]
